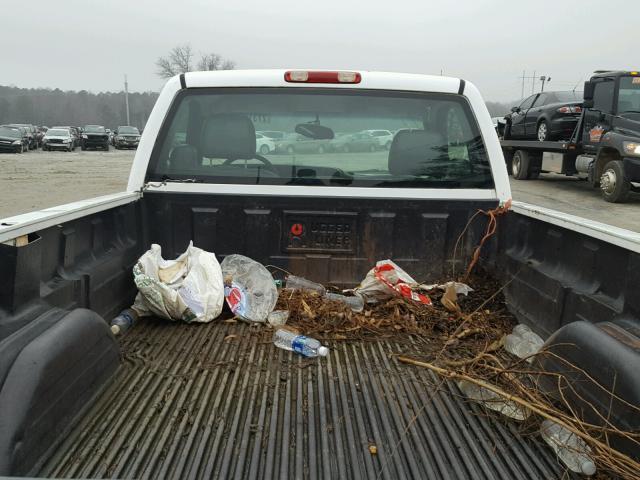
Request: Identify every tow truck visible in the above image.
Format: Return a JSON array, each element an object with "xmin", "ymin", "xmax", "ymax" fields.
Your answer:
[{"xmin": 501, "ymin": 70, "xmax": 640, "ymax": 202}]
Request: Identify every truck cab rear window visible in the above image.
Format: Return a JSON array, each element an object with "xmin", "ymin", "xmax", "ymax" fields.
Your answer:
[{"xmin": 147, "ymin": 88, "xmax": 494, "ymax": 189}]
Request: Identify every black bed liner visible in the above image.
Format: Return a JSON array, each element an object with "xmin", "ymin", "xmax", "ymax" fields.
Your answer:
[{"xmin": 41, "ymin": 319, "xmax": 566, "ymax": 480}]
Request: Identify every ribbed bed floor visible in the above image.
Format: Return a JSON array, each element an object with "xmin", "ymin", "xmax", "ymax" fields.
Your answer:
[{"xmin": 40, "ymin": 318, "xmax": 566, "ymax": 479}]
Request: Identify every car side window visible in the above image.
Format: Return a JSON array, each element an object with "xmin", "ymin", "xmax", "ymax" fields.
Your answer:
[
  {"xmin": 592, "ymin": 78, "xmax": 615, "ymax": 113},
  {"xmin": 532, "ymin": 93, "xmax": 547, "ymax": 107},
  {"xmin": 519, "ymin": 95, "xmax": 537, "ymax": 110}
]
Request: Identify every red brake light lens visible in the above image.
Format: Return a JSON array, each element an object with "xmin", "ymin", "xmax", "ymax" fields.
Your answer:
[
  {"xmin": 557, "ymin": 106, "xmax": 582, "ymax": 114},
  {"xmin": 284, "ymin": 71, "xmax": 362, "ymax": 84}
]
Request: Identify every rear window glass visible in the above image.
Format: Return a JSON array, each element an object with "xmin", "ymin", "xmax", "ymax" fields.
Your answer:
[
  {"xmin": 548, "ymin": 91, "xmax": 581, "ymax": 103},
  {"xmin": 147, "ymin": 88, "xmax": 494, "ymax": 189}
]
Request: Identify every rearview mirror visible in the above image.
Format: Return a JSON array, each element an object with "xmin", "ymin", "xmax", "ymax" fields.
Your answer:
[
  {"xmin": 510, "ymin": 106, "xmax": 520, "ymax": 113},
  {"xmin": 295, "ymin": 123, "xmax": 334, "ymax": 140}
]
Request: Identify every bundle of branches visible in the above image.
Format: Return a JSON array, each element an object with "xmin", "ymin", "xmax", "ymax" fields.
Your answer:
[{"xmin": 398, "ymin": 349, "xmax": 640, "ymax": 479}]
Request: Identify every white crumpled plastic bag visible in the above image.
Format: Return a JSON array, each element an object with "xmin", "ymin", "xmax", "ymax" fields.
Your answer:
[{"xmin": 132, "ymin": 241, "xmax": 224, "ymax": 323}]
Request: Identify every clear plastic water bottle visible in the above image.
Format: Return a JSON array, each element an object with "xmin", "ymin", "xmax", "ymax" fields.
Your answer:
[
  {"xmin": 110, "ymin": 308, "xmax": 138, "ymax": 336},
  {"xmin": 325, "ymin": 292, "xmax": 365, "ymax": 312},
  {"xmin": 504, "ymin": 324, "xmax": 544, "ymax": 362},
  {"xmin": 540, "ymin": 420, "xmax": 596, "ymax": 475},
  {"xmin": 285, "ymin": 275, "xmax": 326, "ymax": 296},
  {"xmin": 457, "ymin": 380, "xmax": 530, "ymax": 421},
  {"xmin": 513, "ymin": 324, "xmax": 533, "ymax": 336},
  {"xmin": 273, "ymin": 329, "xmax": 329, "ymax": 358}
]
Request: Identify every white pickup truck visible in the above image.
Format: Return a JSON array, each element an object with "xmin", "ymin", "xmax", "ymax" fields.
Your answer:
[{"xmin": 0, "ymin": 70, "xmax": 638, "ymax": 479}]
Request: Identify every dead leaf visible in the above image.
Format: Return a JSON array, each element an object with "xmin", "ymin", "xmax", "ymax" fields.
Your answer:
[
  {"xmin": 224, "ymin": 335, "xmax": 238, "ymax": 342},
  {"xmin": 224, "ymin": 318, "xmax": 237, "ymax": 324},
  {"xmin": 368, "ymin": 444, "xmax": 378, "ymax": 455},
  {"xmin": 441, "ymin": 283, "xmax": 459, "ymax": 313},
  {"xmin": 301, "ymin": 299, "xmax": 316, "ymax": 319}
]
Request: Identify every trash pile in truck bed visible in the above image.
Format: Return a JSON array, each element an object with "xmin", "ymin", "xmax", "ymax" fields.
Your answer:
[{"xmin": 275, "ymin": 272, "xmax": 513, "ymax": 359}]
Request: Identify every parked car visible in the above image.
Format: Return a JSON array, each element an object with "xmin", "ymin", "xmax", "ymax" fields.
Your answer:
[
  {"xmin": 275, "ymin": 134, "xmax": 331, "ymax": 154},
  {"xmin": 0, "ymin": 125, "xmax": 29, "ymax": 153},
  {"xmin": 362, "ymin": 129, "xmax": 394, "ymax": 149},
  {"xmin": 332, "ymin": 131, "xmax": 379, "ymax": 152},
  {"xmin": 255, "ymin": 132, "xmax": 276, "ymax": 154},
  {"xmin": 42, "ymin": 128, "xmax": 76, "ymax": 152},
  {"xmin": 52, "ymin": 126, "xmax": 81, "ymax": 148},
  {"xmin": 113, "ymin": 126, "xmax": 140, "ymax": 149},
  {"xmin": 8, "ymin": 124, "xmax": 37, "ymax": 149},
  {"xmin": 81, "ymin": 125, "xmax": 109, "ymax": 151},
  {"xmin": 503, "ymin": 91, "xmax": 583, "ymax": 141}
]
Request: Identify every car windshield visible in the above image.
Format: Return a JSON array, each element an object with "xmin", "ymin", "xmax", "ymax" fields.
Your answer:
[
  {"xmin": 148, "ymin": 88, "xmax": 494, "ymax": 189},
  {"xmin": 84, "ymin": 125, "xmax": 105, "ymax": 133},
  {"xmin": 118, "ymin": 126, "xmax": 139, "ymax": 134},
  {"xmin": 0, "ymin": 127, "xmax": 21, "ymax": 138},
  {"xmin": 617, "ymin": 76, "xmax": 640, "ymax": 114},
  {"xmin": 48, "ymin": 129, "xmax": 70, "ymax": 136}
]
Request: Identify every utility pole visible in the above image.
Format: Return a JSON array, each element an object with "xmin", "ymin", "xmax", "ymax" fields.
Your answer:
[
  {"xmin": 124, "ymin": 75, "xmax": 130, "ymax": 126},
  {"xmin": 519, "ymin": 71, "xmax": 540, "ymax": 98},
  {"xmin": 531, "ymin": 70, "xmax": 536, "ymax": 95}
]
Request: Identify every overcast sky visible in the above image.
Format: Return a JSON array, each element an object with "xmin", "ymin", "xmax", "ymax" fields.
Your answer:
[{"xmin": 2, "ymin": 0, "xmax": 638, "ymax": 101}]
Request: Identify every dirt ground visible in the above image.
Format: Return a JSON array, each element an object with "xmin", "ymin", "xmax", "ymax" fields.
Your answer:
[
  {"xmin": 0, "ymin": 148, "xmax": 134, "ymax": 218},
  {"xmin": 1, "ymin": 149, "xmax": 638, "ymax": 233}
]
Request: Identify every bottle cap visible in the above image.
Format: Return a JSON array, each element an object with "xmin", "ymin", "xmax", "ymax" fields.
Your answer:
[
  {"xmin": 318, "ymin": 346, "xmax": 329, "ymax": 357},
  {"xmin": 581, "ymin": 461, "xmax": 596, "ymax": 476},
  {"xmin": 111, "ymin": 325, "xmax": 121, "ymax": 336}
]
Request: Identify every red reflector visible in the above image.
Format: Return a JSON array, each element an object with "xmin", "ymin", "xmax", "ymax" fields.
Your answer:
[
  {"xmin": 284, "ymin": 70, "xmax": 361, "ymax": 84},
  {"xmin": 291, "ymin": 223, "xmax": 303, "ymax": 236}
]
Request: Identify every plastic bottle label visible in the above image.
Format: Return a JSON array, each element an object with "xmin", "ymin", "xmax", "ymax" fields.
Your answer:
[
  {"xmin": 224, "ymin": 282, "xmax": 248, "ymax": 318},
  {"xmin": 120, "ymin": 312, "xmax": 134, "ymax": 326},
  {"xmin": 292, "ymin": 335, "xmax": 307, "ymax": 355}
]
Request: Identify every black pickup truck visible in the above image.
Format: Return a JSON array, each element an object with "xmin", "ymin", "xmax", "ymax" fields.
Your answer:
[
  {"xmin": 81, "ymin": 124, "xmax": 110, "ymax": 151},
  {"xmin": 0, "ymin": 70, "xmax": 638, "ymax": 479}
]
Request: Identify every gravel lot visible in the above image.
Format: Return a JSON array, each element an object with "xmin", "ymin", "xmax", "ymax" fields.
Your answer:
[
  {"xmin": 0, "ymin": 149, "xmax": 134, "ymax": 217},
  {"xmin": 1, "ymin": 149, "xmax": 638, "ymax": 232}
]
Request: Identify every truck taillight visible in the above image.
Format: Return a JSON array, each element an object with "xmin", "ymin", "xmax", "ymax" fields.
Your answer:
[
  {"xmin": 284, "ymin": 70, "xmax": 362, "ymax": 84},
  {"xmin": 557, "ymin": 106, "xmax": 582, "ymax": 114}
]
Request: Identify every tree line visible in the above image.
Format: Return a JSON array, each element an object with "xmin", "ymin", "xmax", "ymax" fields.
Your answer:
[
  {"xmin": 0, "ymin": 86, "xmax": 159, "ymax": 130},
  {"xmin": 0, "ymin": 84, "xmax": 516, "ymax": 130}
]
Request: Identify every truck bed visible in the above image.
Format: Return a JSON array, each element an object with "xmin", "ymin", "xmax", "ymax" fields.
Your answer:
[{"xmin": 40, "ymin": 319, "xmax": 565, "ymax": 479}]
